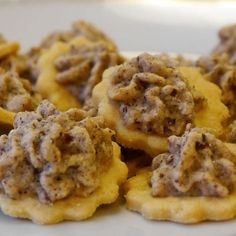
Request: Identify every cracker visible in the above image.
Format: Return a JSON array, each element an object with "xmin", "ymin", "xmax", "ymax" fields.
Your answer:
[
  {"xmin": 92, "ymin": 66, "xmax": 229, "ymax": 157},
  {"xmin": 0, "ymin": 41, "xmax": 19, "ymax": 59},
  {"xmin": 36, "ymin": 37, "xmax": 94, "ymax": 111},
  {"xmin": 179, "ymin": 67, "xmax": 229, "ymax": 134},
  {"xmin": 0, "ymin": 107, "xmax": 14, "ymax": 125},
  {"xmin": 0, "ymin": 142, "xmax": 128, "ymax": 224},
  {"xmin": 124, "ymin": 143, "xmax": 236, "ymax": 223}
]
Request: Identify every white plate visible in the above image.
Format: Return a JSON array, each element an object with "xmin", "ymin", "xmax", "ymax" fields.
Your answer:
[{"xmin": 0, "ymin": 1, "xmax": 236, "ymax": 236}]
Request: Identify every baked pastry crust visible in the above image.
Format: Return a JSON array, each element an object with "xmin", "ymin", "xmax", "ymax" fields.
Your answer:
[
  {"xmin": 124, "ymin": 143, "xmax": 236, "ymax": 223},
  {"xmin": 92, "ymin": 65, "xmax": 229, "ymax": 156},
  {"xmin": 0, "ymin": 142, "xmax": 128, "ymax": 224}
]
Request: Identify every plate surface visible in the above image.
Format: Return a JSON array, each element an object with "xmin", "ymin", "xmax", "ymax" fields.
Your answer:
[{"xmin": 0, "ymin": 1, "xmax": 236, "ymax": 236}]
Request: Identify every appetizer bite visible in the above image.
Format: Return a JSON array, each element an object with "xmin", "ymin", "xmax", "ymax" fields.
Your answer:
[
  {"xmin": 124, "ymin": 126, "xmax": 236, "ymax": 223},
  {"xmin": 92, "ymin": 53, "xmax": 229, "ymax": 156},
  {"xmin": 0, "ymin": 100, "xmax": 128, "ymax": 224}
]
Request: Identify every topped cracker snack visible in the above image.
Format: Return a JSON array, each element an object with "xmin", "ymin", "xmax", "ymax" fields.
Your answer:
[
  {"xmin": 92, "ymin": 53, "xmax": 229, "ymax": 156},
  {"xmin": 124, "ymin": 126, "xmax": 236, "ymax": 223}
]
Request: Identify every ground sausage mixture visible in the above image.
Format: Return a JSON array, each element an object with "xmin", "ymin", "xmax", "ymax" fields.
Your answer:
[
  {"xmin": 108, "ymin": 53, "xmax": 205, "ymax": 136},
  {"xmin": 0, "ymin": 71, "xmax": 40, "ymax": 112},
  {"xmin": 54, "ymin": 41, "xmax": 123, "ymax": 106},
  {"xmin": 0, "ymin": 100, "xmax": 114, "ymax": 203},
  {"xmin": 151, "ymin": 126, "xmax": 236, "ymax": 197},
  {"xmin": 26, "ymin": 20, "xmax": 118, "ymax": 83},
  {"xmin": 197, "ymin": 54, "xmax": 236, "ymax": 118},
  {"xmin": 212, "ymin": 24, "xmax": 236, "ymax": 64}
]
